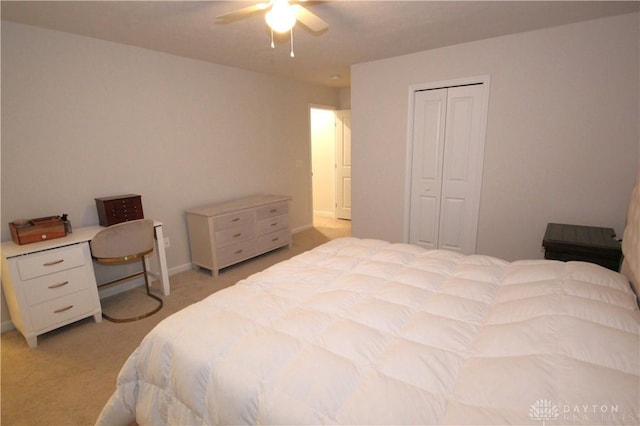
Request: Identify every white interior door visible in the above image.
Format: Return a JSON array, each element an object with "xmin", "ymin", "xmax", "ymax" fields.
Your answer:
[
  {"xmin": 409, "ymin": 82, "xmax": 487, "ymax": 254},
  {"xmin": 335, "ymin": 110, "xmax": 352, "ymax": 220}
]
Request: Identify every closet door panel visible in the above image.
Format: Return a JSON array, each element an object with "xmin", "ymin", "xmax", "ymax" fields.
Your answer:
[
  {"xmin": 443, "ymin": 96, "xmax": 473, "ymax": 181},
  {"xmin": 416, "ymin": 195, "xmax": 439, "ymax": 247},
  {"xmin": 439, "ymin": 84, "xmax": 486, "ymax": 253},
  {"xmin": 439, "ymin": 197, "xmax": 465, "ymax": 251},
  {"xmin": 409, "ymin": 88, "xmax": 447, "ymax": 249}
]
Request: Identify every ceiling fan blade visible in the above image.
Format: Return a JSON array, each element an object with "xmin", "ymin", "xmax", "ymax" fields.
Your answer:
[
  {"xmin": 294, "ymin": 5, "xmax": 328, "ymax": 32},
  {"xmin": 216, "ymin": 3, "xmax": 271, "ymax": 23}
]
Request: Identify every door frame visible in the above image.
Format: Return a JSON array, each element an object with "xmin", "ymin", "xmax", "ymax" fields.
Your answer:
[
  {"xmin": 309, "ymin": 104, "xmax": 338, "ymax": 219},
  {"xmin": 403, "ymin": 75, "xmax": 491, "ymax": 247}
]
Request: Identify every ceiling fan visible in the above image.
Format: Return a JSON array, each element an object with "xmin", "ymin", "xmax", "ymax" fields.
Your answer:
[
  {"xmin": 216, "ymin": 0, "xmax": 328, "ymax": 33},
  {"xmin": 216, "ymin": 0, "xmax": 329, "ymax": 57}
]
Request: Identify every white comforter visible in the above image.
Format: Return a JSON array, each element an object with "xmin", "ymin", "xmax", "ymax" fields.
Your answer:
[{"xmin": 97, "ymin": 238, "xmax": 640, "ymax": 425}]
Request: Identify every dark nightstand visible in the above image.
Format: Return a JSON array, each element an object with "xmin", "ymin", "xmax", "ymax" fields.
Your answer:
[{"xmin": 542, "ymin": 223, "xmax": 622, "ymax": 272}]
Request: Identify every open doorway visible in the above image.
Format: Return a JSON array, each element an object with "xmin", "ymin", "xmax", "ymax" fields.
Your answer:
[{"xmin": 309, "ymin": 107, "xmax": 352, "ymax": 234}]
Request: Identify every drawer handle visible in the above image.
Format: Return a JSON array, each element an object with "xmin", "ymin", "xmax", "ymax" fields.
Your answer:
[
  {"xmin": 232, "ymin": 218, "xmax": 240, "ymax": 222},
  {"xmin": 53, "ymin": 305, "xmax": 73, "ymax": 314},
  {"xmin": 43, "ymin": 259, "xmax": 64, "ymax": 267},
  {"xmin": 48, "ymin": 281, "xmax": 69, "ymax": 289},
  {"xmin": 233, "ymin": 233, "xmax": 242, "ymax": 238},
  {"xmin": 234, "ymin": 249, "xmax": 243, "ymax": 255},
  {"xmin": 271, "ymin": 237, "xmax": 279, "ymax": 242}
]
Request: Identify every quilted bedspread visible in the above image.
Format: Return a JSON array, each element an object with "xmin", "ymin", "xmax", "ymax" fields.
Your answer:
[{"xmin": 97, "ymin": 238, "xmax": 640, "ymax": 425}]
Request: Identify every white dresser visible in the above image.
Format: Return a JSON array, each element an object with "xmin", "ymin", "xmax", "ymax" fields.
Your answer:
[
  {"xmin": 1, "ymin": 238, "xmax": 102, "ymax": 348},
  {"xmin": 186, "ymin": 195, "xmax": 292, "ymax": 276}
]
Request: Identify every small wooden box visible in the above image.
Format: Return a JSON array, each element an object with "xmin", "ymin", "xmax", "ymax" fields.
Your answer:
[
  {"xmin": 95, "ymin": 194, "xmax": 144, "ymax": 227},
  {"xmin": 9, "ymin": 216, "xmax": 66, "ymax": 245}
]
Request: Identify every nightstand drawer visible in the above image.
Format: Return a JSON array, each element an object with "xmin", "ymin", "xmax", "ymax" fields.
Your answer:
[
  {"xmin": 16, "ymin": 245, "xmax": 86, "ymax": 281},
  {"xmin": 24, "ymin": 266, "xmax": 93, "ymax": 306}
]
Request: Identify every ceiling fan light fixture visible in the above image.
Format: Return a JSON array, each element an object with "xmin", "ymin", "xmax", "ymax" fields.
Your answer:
[{"xmin": 265, "ymin": 0, "xmax": 296, "ymax": 33}]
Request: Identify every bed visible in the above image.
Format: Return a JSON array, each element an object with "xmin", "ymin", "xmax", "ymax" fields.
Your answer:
[{"xmin": 97, "ymin": 181, "xmax": 640, "ymax": 425}]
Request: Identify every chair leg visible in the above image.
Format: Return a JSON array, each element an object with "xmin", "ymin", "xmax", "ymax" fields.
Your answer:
[{"xmin": 102, "ymin": 258, "xmax": 163, "ymax": 323}]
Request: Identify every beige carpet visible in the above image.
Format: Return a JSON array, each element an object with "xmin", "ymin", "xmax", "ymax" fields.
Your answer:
[{"xmin": 1, "ymin": 217, "xmax": 350, "ymax": 426}]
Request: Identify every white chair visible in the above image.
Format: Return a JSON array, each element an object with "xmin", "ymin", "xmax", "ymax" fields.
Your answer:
[{"xmin": 90, "ymin": 219, "xmax": 162, "ymax": 322}]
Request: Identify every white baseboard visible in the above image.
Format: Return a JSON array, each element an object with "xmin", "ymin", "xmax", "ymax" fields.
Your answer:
[
  {"xmin": 2, "ymin": 319, "xmax": 16, "ymax": 333},
  {"xmin": 313, "ymin": 210, "xmax": 335, "ymax": 218},
  {"xmin": 169, "ymin": 263, "xmax": 193, "ymax": 275},
  {"xmin": 292, "ymin": 223, "xmax": 313, "ymax": 234}
]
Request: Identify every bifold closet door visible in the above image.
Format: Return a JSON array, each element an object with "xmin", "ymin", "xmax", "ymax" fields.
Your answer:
[{"xmin": 409, "ymin": 83, "xmax": 486, "ymax": 253}]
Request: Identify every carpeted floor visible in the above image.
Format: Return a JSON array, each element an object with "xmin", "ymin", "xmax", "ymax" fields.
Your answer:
[{"xmin": 1, "ymin": 217, "xmax": 350, "ymax": 426}]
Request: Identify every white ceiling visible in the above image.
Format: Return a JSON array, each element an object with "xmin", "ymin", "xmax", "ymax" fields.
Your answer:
[{"xmin": 2, "ymin": 1, "xmax": 638, "ymax": 88}]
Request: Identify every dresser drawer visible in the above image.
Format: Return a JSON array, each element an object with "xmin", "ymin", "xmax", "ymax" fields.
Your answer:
[
  {"xmin": 215, "ymin": 223, "xmax": 255, "ymax": 248},
  {"xmin": 23, "ymin": 266, "xmax": 93, "ymax": 306},
  {"xmin": 16, "ymin": 245, "xmax": 86, "ymax": 281},
  {"xmin": 213, "ymin": 210, "xmax": 254, "ymax": 230},
  {"xmin": 29, "ymin": 289, "xmax": 96, "ymax": 331},
  {"xmin": 256, "ymin": 202, "xmax": 288, "ymax": 220},
  {"xmin": 257, "ymin": 228, "xmax": 291, "ymax": 253},
  {"xmin": 256, "ymin": 214, "xmax": 289, "ymax": 236},
  {"xmin": 217, "ymin": 240, "xmax": 257, "ymax": 268}
]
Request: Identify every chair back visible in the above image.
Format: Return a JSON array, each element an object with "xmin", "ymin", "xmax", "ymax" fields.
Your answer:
[{"xmin": 91, "ymin": 219, "xmax": 154, "ymax": 260}]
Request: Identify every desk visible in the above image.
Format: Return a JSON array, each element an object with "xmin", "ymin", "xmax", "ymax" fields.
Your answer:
[
  {"xmin": 1, "ymin": 221, "xmax": 169, "ymax": 347},
  {"xmin": 2, "ymin": 221, "xmax": 170, "ymax": 295}
]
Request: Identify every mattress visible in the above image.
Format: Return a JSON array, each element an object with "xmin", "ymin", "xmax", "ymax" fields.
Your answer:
[{"xmin": 97, "ymin": 237, "xmax": 640, "ymax": 425}]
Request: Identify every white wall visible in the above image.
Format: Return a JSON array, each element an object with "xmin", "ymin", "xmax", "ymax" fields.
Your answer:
[
  {"xmin": 338, "ymin": 87, "xmax": 351, "ymax": 110},
  {"xmin": 1, "ymin": 22, "xmax": 339, "ymax": 325},
  {"xmin": 352, "ymin": 13, "xmax": 640, "ymax": 261}
]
